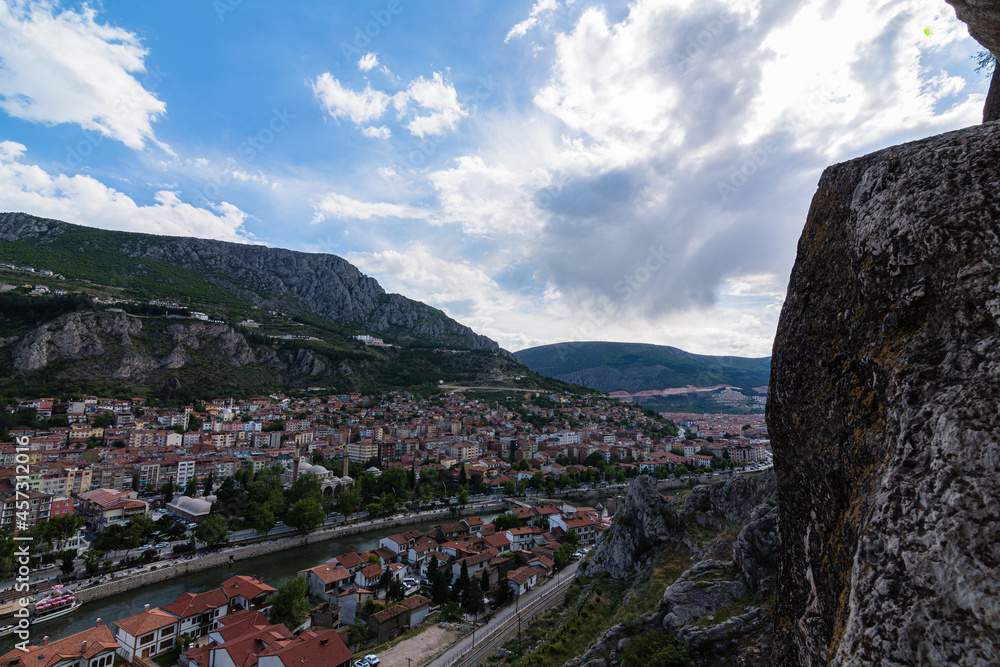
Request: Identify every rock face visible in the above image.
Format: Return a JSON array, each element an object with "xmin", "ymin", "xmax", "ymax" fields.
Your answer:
[
  {"xmin": 587, "ymin": 475, "xmax": 679, "ymax": 579},
  {"xmin": 0, "ymin": 212, "xmax": 505, "ymax": 353},
  {"xmin": 768, "ymin": 122, "xmax": 1000, "ymax": 665},
  {"xmin": 659, "ymin": 559, "xmax": 748, "ymax": 628},
  {"xmin": 679, "ymin": 470, "xmax": 775, "ymax": 524},
  {"xmin": 4, "ymin": 310, "xmax": 348, "ymax": 392},
  {"xmin": 732, "ymin": 502, "xmax": 779, "ymax": 598},
  {"xmin": 945, "ymin": 1, "xmax": 1000, "ymax": 123}
]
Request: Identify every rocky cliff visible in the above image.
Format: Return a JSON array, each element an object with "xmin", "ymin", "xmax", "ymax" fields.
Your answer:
[
  {"xmin": 946, "ymin": 0, "xmax": 1000, "ymax": 122},
  {"xmin": 0, "ymin": 212, "xmax": 503, "ymax": 353},
  {"xmin": 586, "ymin": 475, "xmax": 681, "ymax": 579},
  {"xmin": 768, "ymin": 121, "xmax": 1000, "ymax": 664},
  {"xmin": 679, "ymin": 470, "xmax": 776, "ymax": 524},
  {"xmin": 0, "ymin": 309, "xmax": 527, "ymax": 397}
]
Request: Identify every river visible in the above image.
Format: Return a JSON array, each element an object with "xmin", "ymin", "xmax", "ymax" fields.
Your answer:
[{"xmin": 2, "ymin": 513, "xmax": 500, "ymax": 652}]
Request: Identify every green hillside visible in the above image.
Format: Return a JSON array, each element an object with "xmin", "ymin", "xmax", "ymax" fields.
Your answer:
[{"xmin": 516, "ymin": 341, "xmax": 771, "ymax": 394}]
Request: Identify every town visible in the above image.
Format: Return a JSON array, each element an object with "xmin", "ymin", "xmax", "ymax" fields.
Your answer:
[{"xmin": 0, "ymin": 389, "xmax": 770, "ymax": 666}]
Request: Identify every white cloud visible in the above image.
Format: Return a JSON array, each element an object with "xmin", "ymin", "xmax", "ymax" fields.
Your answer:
[
  {"xmin": 505, "ymin": 0, "xmax": 561, "ymax": 43},
  {"xmin": 227, "ymin": 168, "xmax": 280, "ymax": 191},
  {"xmin": 311, "ymin": 192, "xmax": 429, "ymax": 223},
  {"xmin": 428, "ymin": 155, "xmax": 554, "ymax": 235},
  {"xmin": 0, "ymin": 141, "xmax": 248, "ymax": 241},
  {"xmin": 0, "ymin": 2, "xmax": 167, "ymax": 151},
  {"xmin": 348, "ymin": 243, "xmax": 499, "ymax": 306},
  {"xmin": 311, "ymin": 73, "xmax": 389, "ymax": 124},
  {"xmin": 362, "ymin": 125, "xmax": 391, "ymax": 139},
  {"xmin": 401, "ymin": 0, "xmax": 985, "ymax": 356},
  {"xmin": 393, "ymin": 72, "xmax": 467, "ymax": 137},
  {"xmin": 358, "ymin": 52, "xmax": 379, "ymax": 71}
]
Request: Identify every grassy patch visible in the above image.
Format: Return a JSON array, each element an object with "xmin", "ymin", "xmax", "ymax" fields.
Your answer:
[
  {"xmin": 612, "ymin": 544, "xmax": 691, "ymax": 626},
  {"xmin": 689, "ymin": 595, "xmax": 756, "ymax": 628}
]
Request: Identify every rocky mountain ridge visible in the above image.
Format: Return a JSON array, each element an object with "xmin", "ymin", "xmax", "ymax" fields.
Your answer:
[
  {"xmin": 0, "ymin": 212, "xmax": 503, "ymax": 353},
  {"xmin": 0, "ymin": 309, "xmax": 526, "ymax": 399}
]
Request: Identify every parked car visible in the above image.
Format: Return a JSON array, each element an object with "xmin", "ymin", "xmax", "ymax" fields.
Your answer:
[
  {"xmin": 352, "ymin": 659, "xmax": 370, "ymax": 667},
  {"xmin": 364, "ymin": 655, "xmax": 380, "ymax": 666},
  {"xmin": 402, "ymin": 578, "xmax": 418, "ymax": 587}
]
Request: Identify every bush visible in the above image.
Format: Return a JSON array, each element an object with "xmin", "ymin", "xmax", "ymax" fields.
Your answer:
[
  {"xmin": 619, "ymin": 627, "xmax": 693, "ymax": 667},
  {"xmin": 441, "ymin": 601, "xmax": 464, "ymax": 622}
]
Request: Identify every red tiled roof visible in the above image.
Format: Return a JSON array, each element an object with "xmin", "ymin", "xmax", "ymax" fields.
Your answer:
[
  {"xmin": 256, "ymin": 628, "xmax": 353, "ymax": 667},
  {"xmin": 0, "ymin": 623, "xmax": 118, "ymax": 667},
  {"xmin": 222, "ymin": 575, "xmax": 275, "ymax": 601},
  {"xmin": 303, "ymin": 564, "xmax": 352, "ymax": 585},
  {"xmin": 114, "ymin": 607, "xmax": 178, "ymax": 637},
  {"xmin": 161, "ymin": 588, "xmax": 229, "ymax": 618}
]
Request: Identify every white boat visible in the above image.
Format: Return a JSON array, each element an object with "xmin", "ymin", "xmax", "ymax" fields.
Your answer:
[
  {"xmin": 0, "ymin": 624, "xmax": 16, "ymax": 638},
  {"xmin": 29, "ymin": 592, "xmax": 82, "ymax": 624}
]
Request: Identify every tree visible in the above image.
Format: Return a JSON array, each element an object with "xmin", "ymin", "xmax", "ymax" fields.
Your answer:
[
  {"xmin": 441, "ymin": 601, "xmax": 464, "ymax": 622},
  {"xmin": 377, "ymin": 569, "xmax": 393, "ymax": 597},
  {"xmin": 431, "ymin": 570, "xmax": 450, "ymax": 606},
  {"xmin": 160, "ymin": 481, "xmax": 175, "ymax": 504},
  {"xmin": 253, "ymin": 507, "xmax": 276, "ymax": 536},
  {"xmin": 456, "ymin": 486, "xmax": 470, "ymax": 505},
  {"xmin": 83, "ymin": 549, "xmax": 105, "ymax": 575},
  {"xmin": 338, "ymin": 489, "xmax": 361, "ymax": 520},
  {"xmin": 462, "ymin": 579, "xmax": 485, "ymax": 618},
  {"xmin": 288, "ymin": 473, "xmax": 322, "ymax": 504},
  {"xmin": 60, "ymin": 551, "xmax": 76, "ymax": 576},
  {"xmin": 566, "ymin": 529, "xmax": 580, "ymax": 549},
  {"xmin": 194, "ymin": 514, "xmax": 229, "ymax": 548},
  {"xmin": 269, "ymin": 575, "xmax": 311, "ymax": 631},
  {"xmin": 554, "ymin": 542, "xmax": 575, "ymax": 570},
  {"xmin": 494, "ymin": 513, "xmax": 523, "ymax": 531},
  {"xmin": 286, "ymin": 497, "xmax": 325, "ymax": 533},
  {"xmin": 386, "ymin": 579, "xmax": 406, "ymax": 603},
  {"xmin": 184, "ymin": 478, "xmax": 198, "ymax": 497},
  {"xmin": 376, "ymin": 467, "xmax": 409, "ymax": 499},
  {"xmin": 491, "ymin": 580, "xmax": 512, "ymax": 607},
  {"xmin": 674, "ymin": 464, "xmax": 689, "ymax": 478}
]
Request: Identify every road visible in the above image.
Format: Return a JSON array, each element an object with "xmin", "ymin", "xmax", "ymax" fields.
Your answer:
[{"xmin": 428, "ymin": 562, "xmax": 580, "ymax": 667}]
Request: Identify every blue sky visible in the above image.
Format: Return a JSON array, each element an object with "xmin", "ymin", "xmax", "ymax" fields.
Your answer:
[{"xmin": 0, "ymin": 0, "xmax": 990, "ymax": 355}]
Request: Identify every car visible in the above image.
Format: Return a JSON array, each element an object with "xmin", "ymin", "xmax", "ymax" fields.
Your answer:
[
  {"xmin": 364, "ymin": 655, "xmax": 380, "ymax": 666},
  {"xmin": 155, "ymin": 542, "xmax": 170, "ymax": 549},
  {"xmin": 402, "ymin": 578, "xmax": 418, "ymax": 587},
  {"xmin": 352, "ymin": 660, "xmax": 370, "ymax": 667}
]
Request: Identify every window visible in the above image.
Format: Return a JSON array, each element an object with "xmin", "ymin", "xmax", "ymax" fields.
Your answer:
[{"xmin": 140, "ymin": 632, "xmax": 155, "ymax": 645}]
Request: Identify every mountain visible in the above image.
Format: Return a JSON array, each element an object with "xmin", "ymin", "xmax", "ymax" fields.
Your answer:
[
  {"xmin": 516, "ymin": 341, "xmax": 771, "ymax": 394},
  {"xmin": 0, "ymin": 212, "xmax": 549, "ymax": 399},
  {"xmin": 0, "ymin": 212, "xmax": 500, "ymax": 352}
]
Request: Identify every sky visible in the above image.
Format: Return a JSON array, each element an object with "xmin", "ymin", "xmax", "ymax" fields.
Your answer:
[{"xmin": 0, "ymin": 0, "xmax": 990, "ymax": 356}]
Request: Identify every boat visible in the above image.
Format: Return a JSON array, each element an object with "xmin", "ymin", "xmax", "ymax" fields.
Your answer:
[
  {"xmin": 0, "ymin": 624, "xmax": 16, "ymax": 638},
  {"xmin": 29, "ymin": 592, "xmax": 82, "ymax": 624}
]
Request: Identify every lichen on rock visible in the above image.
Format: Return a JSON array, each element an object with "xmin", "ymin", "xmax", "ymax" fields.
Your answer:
[{"xmin": 769, "ymin": 121, "xmax": 1000, "ymax": 665}]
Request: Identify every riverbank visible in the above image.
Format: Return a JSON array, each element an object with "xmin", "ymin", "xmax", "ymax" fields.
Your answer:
[{"xmin": 73, "ymin": 500, "xmax": 506, "ymax": 604}]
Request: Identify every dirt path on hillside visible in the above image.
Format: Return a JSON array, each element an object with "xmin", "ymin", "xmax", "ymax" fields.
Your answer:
[{"xmin": 373, "ymin": 624, "xmax": 464, "ymax": 667}]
